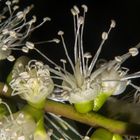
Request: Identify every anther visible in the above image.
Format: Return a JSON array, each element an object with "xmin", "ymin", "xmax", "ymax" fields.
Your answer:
[
  {"xmin": 58, "ymin": 31, "xmax": 64, "ymax": 36},
  {"xmin": 9, "ymin": 30, "xmax": 17, "ymax": 38},
  {"xmin": 71, "ymin": 8, "xmax": 77, "ymax": 16},
  {"xmin": 43, "ymin": 17, "xmax": 51, "ymax": 22},
  {"xmin": 129, "ymin": 47, "xmax": 139, "ymax": 56},
  {"xmin": 60, "ymin": 59, "xmax": 67, "ymax": 63},
  {"xmin": 16, "ymin": 11, "xmax": 24, "ymax": 19},
  {"xmin": 7, "ymin": 55, "xmax": 15, "ymax": 61},
  {"xmin": 81, "ymin": 5, "xmax": 88, "ymax": 12},
  {"xmin": 115, "ymin": 56, "xmax": 123, "ymax": 62},
  {"xmin": 22, "ymin": 47, "xmax": 29, "ymax": 53},
  {"xmin": 84, "ymin": 52, "xmax": 92, "ymax": 59},
  {"xmin": 52, "ymin": 38, "xmax": 60, "ymax": 44},
  {"xmin": 25, "ymin": 41, "xmax": 34, "ymax": 49},
  {"xmin": 2, "ymin": 45, "xmax": 8, "ymax": 51},
  {"xmin": 13, "ymin": 5, "xmax": 19, "ymax": 11},
  {"xmin": 12, "ymin": 0, "xmax": 19, "ymax": 4},
  {"xmin": 102, "ymin": 32, "xmax": 108, "ymax": 40},
  {"xmin": 110, "ymin": 19, "xmax": 116, "ymax": 28},
  {"xmin": 5, "ymin": 1, "xmax": 11, "ymax": 6},
  {"xmin": 73, "ymin": 5, "xmax": 80, "ymax": 14}
]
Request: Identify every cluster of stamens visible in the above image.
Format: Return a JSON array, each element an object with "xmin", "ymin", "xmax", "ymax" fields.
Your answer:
[
  {"xmin": 0, "ymin": 0, "xmax": 50, "ymax": 61},
  {"xmin": 10, "ymin": 60, "xmax": 54, "ymax": 103}
]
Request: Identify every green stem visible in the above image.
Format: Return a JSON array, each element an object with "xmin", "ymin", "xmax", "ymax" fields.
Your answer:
[
  {"xmin": 22, "ymin": 104, "xmax": 44, "ymax": 122},
  {"xmin": 45, "ymin": 99, "xmax": 140, "ymax": 136}
]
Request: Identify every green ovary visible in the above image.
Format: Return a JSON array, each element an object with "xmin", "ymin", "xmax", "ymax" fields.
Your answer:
[
  {"xmin": 74, "ymin": 100, "xmax": 94, "ymax": 113},
  {"xmin": 91, "ymin": 128, "xmax": 113, "ymax": 140}
]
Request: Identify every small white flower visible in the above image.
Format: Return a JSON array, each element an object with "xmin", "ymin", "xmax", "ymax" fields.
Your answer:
[
  {"xmin": 10, "ymin": 60, "xmax": 54, "ymax": 103},
  {"xmin": 0, "ymin": 112, "xmax": 36, "ymax": 140},
  {"xmin": 0, "ymin": 0, "xmax": 49, "ymax": 61}
]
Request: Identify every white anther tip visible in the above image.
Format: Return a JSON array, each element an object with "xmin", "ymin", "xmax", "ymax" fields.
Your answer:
[
  {"xmin": 7, "ymin": 55, "xmax": 15, "ymax": 62},
  {"xmin": 129, "ymin": 47, "xmax": 139, "ymax": 56},
  {"xmin": 73, "ymin": 5, "xmax": 80, "ymax": 14},
  {"xmin": 111, "ymin": 19, "xmax": 116, "ymax": 28},
  {"xmin": 25, "ymin": 41, "xmax": 34, "ymax": 49},
  {"xmin": 43, "ymin": 17, "xmax": 51, "ymax": 22},
  {"xmin": 115, "ymin": 56, "xmax": 122, "ymax": 62},
  {"xmin": 16, "ymin": 11, "xmax": 24, "ymax": 19},
  {"xmin": 102, "ymin": 32, "xmax": 108, "ymax": 40},
  {"xmin": 22, "ymin": 47, "xmax": 29, "ymax": 53},
  {"xmin": 60, "ymin": 59, "xmax": 67, "ymax": 63},
  {"xmin": 84, "ymin": 52, "xmax": 92, "ymax": 58},
  {"xmin": 58, "ymin": 31, "xmax": 64, "ymax": 36},
  {"xmin": 71, "ymin": 8, "xmax": 76, "ymax": 16},
  {"xmin": 53, "ymin": 38, "xmax": 60, "ymax": 44},
  {"xmin": 6, "ymin": 1, "xmax": 11, "ymax": 5},
  {"xmin": 81, "ymin": 4, "xmax": 88, "ymax": 12}
]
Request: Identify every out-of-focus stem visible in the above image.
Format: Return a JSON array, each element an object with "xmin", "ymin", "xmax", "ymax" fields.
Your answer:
[{"xmin": 45, "ymin": 99, "xmax": 140, "ymax": 136}]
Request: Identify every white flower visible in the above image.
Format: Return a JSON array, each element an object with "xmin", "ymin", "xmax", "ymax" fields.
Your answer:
[
  {"xmin": 0, "ymin": 112, "xmax": 36, "ymax": 140},
  {"xmin": 0, "ymin": 0, "xmax": 50, "ymax": 61},
  {"xmin": 10, "ymin": 60, "xmax": 54, "ymax": 104},
  {"xmin": 42, "ymin": 5, "xmax": 140, "ymax": 104}
]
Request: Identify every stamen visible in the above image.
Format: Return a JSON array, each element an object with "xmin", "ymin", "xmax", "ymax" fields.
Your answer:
[
  {"xmin": 73, "ymin": 5, "xmax": 80, "ymax": 14},
  {"xmin": 81, "ymin": 4, "xmax": 88, "ymax": 12},
  {"xmin": 22, "ymin": 47, "xmax": 29, "ymax": 53},
  {"xmin": 25, "ymin": 41, "xmax": 34, "ymax": 49},
  {"xmin": 58, "ymin": 31, "xmax": 75, "ymax": 73},
  {"xmin": 129, "ymin": 47, "xmax": 139, "ymax": 56},
  {"xmin": 115, "ymin": 56, "xmax": 123, "ymax": 62},
  {"xmin": 88, "ymin": 20, "xmax": 116, "ymax": 76}
]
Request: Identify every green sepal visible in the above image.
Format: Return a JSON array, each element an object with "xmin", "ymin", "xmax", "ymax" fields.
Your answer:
[
  {"xmin": 74, "ymin": 100, "xmax": 94, "ymax": 113},
  {"xmin": 91, "ymin": 128, "xmax": 113, "ymax": 140},
  {"xmin": 93, "ymin": 92, "xmax": 110, "ymax": 111},
  {"xmin": 28, "ymin": 99, "xmax": 46, "ymax": 110}
]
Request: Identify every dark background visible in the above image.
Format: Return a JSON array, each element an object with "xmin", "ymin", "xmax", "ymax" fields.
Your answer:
[{"xmin": 1, "ymin": 0, "xmax": 140, "ymax": 80}]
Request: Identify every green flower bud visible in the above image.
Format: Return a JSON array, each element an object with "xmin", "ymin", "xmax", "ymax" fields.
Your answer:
[
  {"xmin": 74, "ymin": 100, "xmax": 93, "ymax": 113},
  {"xmin": 0, "ymin": 111, "xmax": 36, "ymax": 139},
  {"xmin": 91, "ymin": 128, "xmax": 113, "ymax": 140}
]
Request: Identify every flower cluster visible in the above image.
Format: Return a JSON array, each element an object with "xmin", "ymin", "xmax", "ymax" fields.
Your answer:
[
  {"xmin": 0, "ymin": 0, "xmax": 50, "ymax": 61},
  {"xmin": 0, "ymin": 112, "xmax": 36, "ymax": 140},
  {"xmin": 38, "ymin": 5, "xmax": 140, "ymax": 113}
]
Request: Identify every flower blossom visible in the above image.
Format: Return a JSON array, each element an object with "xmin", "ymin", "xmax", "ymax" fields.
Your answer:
[
  {"xmin": 33, "ymin": 5, "xmax": 140, "ymax": 112},
  {"xmin": 10, "ymin": 60, "xmax": 54, "ymax": 104}
]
